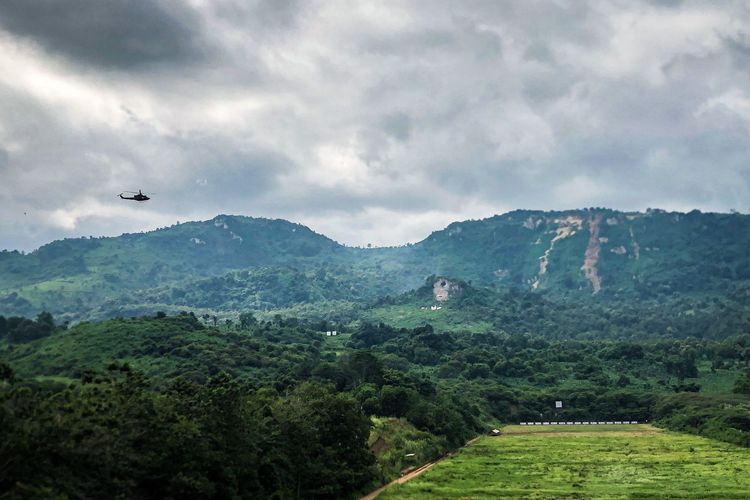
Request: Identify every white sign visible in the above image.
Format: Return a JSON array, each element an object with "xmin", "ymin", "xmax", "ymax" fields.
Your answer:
[{"xmin": 555, "ymin": 401, "xmax": 563, "ymax": 408}]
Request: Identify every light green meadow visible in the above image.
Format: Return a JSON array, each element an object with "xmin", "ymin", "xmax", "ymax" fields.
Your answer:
[{"xmin": 379, "ymin": 424, "xmax": 750, "ymax": 499}]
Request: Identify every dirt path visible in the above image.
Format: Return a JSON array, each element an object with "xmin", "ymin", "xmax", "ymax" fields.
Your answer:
[{"xmin": 361, "ymin": 437, "xmax": 480, "ymax": 500}]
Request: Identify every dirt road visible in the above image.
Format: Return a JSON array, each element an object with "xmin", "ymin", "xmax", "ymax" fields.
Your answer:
[{"xmin": 360, "ymin": 437, "xmax": 480, "ymax": 500}]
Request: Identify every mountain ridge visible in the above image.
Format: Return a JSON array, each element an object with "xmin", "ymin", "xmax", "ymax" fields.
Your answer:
[{"xmin": 2, "ymin": 208, "xmax": 750, "ymax": 322}]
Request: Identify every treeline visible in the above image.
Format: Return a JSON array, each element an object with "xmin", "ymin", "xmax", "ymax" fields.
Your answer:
[
  {"xmin": 349, "ymin": 322, "xmax": 750, "ymax": 395},
  {"xmin": 0, "ymin": 312, "xmax": 59, "ymax": 343},
  {"xmin": 654, "ymin": 393, "xmax": 750, "ymax": 447},
  {"xmin": 309, "ymin": 350, "xmax": 480, "ymax": 449},
  {"xmin": 0, "ymin": 366, "xmax": 374, "ymax": 499}
]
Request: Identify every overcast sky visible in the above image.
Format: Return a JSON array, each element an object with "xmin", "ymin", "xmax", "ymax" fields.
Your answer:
[{"xmin": 1, "ymin": 0, "xmax": 750, "ymax": 250}]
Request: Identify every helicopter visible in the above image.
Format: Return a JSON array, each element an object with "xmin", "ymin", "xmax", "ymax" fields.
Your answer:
[{"xmin": 118, "ymin": 190, "xmax": 151, "ymax": 202}]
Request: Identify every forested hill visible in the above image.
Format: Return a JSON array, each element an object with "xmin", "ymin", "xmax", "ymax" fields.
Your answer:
[
  {"xmin": 0, "ymin": 215, "xmax": 347, "ymax": 289},
  {"xmin": 2, "ymin": 209, "xmax": 750, "ymax": 321},
  {"xmin": 415, "ymin": 208, "xmax": 750, "ymax": 294}
]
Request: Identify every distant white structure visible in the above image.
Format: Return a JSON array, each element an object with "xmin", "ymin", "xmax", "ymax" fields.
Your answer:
[
  {"xmin": 326, "ymin": 331, "xmax": 332, "ymax": 336},
  {"xmin": 518, "ymin": 420, "xmax": 640, "ymax": 426},
  {"xmin": 430, "ymin": 305, "xmax": 442, "ymax": 311},
  {"xmin": 555, "ymin": 401, "xmax": 563, "ymax": 409},
  {"xmin": 331, "ymin": 330, "xmax": 337, "ymax": 336}
]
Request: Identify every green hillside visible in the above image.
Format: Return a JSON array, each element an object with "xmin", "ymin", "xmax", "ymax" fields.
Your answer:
[
  {"xmin": 3, "ymin": 209, "xmax": 750, "ymax": 323},
  {"xmin": 1, "ymin": 313, "xmax": 325, "ymax": 385}
]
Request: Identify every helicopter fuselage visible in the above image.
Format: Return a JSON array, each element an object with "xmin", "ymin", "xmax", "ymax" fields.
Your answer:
[{"xmin": 119, "ymin": 193, "xmax": 150, "ymax": 201}]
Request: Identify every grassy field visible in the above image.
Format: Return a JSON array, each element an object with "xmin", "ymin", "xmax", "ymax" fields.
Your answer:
[{"xmin": 379, "ymin": 424, "xmax": 750, "ymax": 499}]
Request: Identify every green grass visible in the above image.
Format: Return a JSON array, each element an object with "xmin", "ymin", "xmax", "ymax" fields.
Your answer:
[
  {"xmin": 379, "ymin": 425, "xmax": 750, "ymax": 499},
  {"xmin": 686, "ymin": 362, "xmax": 741, "ymax": 393},
  {"xmin": 321, "ymin": 332, "xmax": 352, "ymax": 356}
]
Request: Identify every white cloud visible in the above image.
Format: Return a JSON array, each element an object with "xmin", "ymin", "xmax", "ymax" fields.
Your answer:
[
  {"xmin": 696, "ymin": 88, "xmax": 750, "ymax": 127},
  {"xmin": 298, "ymin": 200, "xmax": 505, "ymax": 248}
]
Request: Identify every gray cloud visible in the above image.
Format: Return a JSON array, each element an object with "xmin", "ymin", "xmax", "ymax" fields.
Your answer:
[
  {"xmin": 0, "ymin": 0, "xmax": 205, "ymax": 69},
  {"xmin": 1, "ymin": 0, "xmax": 750, "ymax": 251}
]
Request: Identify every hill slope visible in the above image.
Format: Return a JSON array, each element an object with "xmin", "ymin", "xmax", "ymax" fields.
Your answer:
[{"xmin": 3, "ymin": 208, "xmax": 750, "ymax": 321}]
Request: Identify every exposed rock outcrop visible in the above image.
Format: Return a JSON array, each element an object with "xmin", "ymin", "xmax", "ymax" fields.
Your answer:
[
  {"xmin": 581, "ymin": 214, "xmax": 603, "ymax": 293},
  {"xmin": 629, "ymin": 226, "xmax": 640, "ymax": 260},
  {"xmin": 532, "ymin": 216, "xmax": 583, "ymax": 290},
  {"xmin": 433, "ymin": 278, "xmax": 458, "ymax": 301}
]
